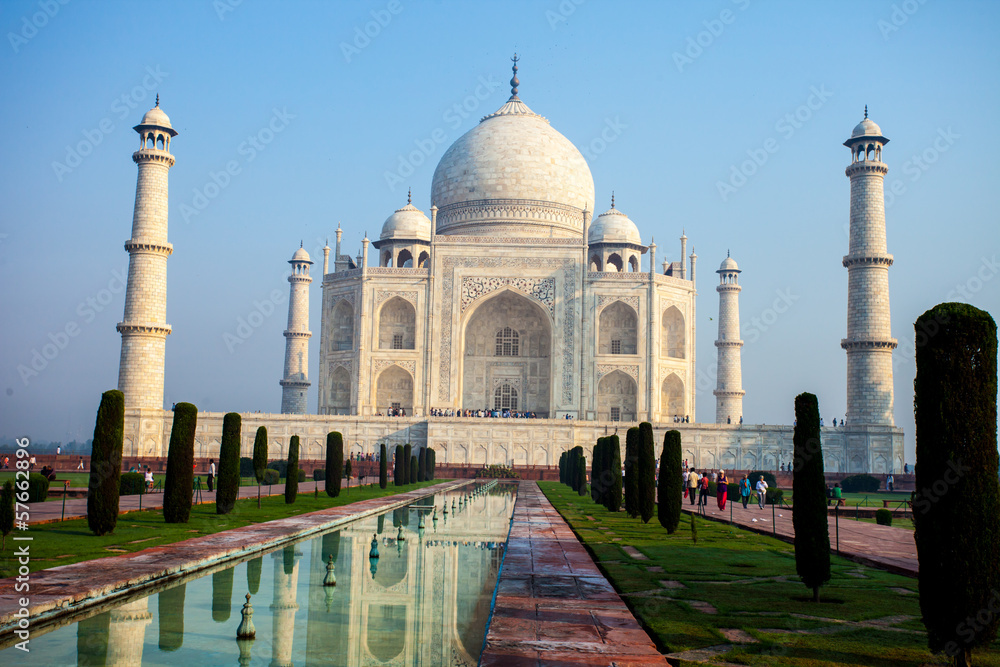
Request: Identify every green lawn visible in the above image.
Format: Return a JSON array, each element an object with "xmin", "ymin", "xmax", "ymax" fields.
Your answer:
[
  {"xmin": 539, "ymin": 481, "xmax": 1000, "ymax": 667},
  {"xmin": 780, "ymin": 490, "xmax": 911, "ymax": 508},
  {"xmin": 0, "ymin": 479, "xmax": 448, "ymax": 578}
]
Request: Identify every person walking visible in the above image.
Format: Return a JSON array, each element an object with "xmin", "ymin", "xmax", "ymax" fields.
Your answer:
[
  {"xmin": 755, "ymin": 475, "xmax": 768, "ymax": 509},
  {"xmin": 682, "ymin": 467, "xmax": 690, "ymax": 500},
  {"xmin": 886, "ymin": 473, "xmax": 894, "ymax": 492},
  {"xmin": 207, "ymin": 459, "xmax": 216, "ymax": 492},
  {"xmin": 77, "ymin": 456, "xmax": 85, "ymax": 470},
  {"xmin": 739, "ymin": 474, "xmax": 752, "ymax": 509},
  {"xmin": 698, "ymin": 472, "xmax": 710, "ymax": 508},
  {"xmin": 717, "ymin": 470, "xmax": 728, "ymax": 510},
  {"xmin": 687, "ymin": 468, "xmax": 700, "ymax": 506}
]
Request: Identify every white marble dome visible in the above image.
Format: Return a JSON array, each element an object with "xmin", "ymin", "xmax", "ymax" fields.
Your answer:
[
  {"xmin": 719, "ymin": 256, "xmax": 739, "ymax": 271},
  {"xmin": 138, "ymin": 105, "xmax": 173, "ymax": 130},
  {"xmin": 380, "ymin": 202, "xmax": 431, "ymax": 242},
  {"xmin": 589, "ymin": 206, "xmax": 641, "ymax": 246},
  {"xmin": 851, "ymin": 117, "xmax": 882, "ymax": 139},
  {"xmin": 430, "ymin": 95, "xmax": 595, "ymax": 238},
  {"xmin": 291, "ymin": 246, "xmax": 312, "ymax": 263}
]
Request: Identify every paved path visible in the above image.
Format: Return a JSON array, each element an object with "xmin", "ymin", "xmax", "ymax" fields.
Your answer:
[
  {"xmin": 682, "ymin": 497, "xmax": 917, "ymax": 576},
  {"xmin": 26, "ymin": 478, "xmax": 379, "ymax": 524},
  {"xmin": 0, "ymin": 479, "xmax": 468, "ymax": 636},
  {"xmin": 481, "ymin": 481, "xmax": 668, "ymax": 666}
]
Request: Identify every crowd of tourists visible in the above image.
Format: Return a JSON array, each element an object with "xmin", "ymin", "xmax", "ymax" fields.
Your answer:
[
  {"xmin": 682, "ymin": 468, "xmax": 770, "ymax": 510},
  {"xmin": 429, "ymin": 408, "xmax": 538, "ymax": 418}
]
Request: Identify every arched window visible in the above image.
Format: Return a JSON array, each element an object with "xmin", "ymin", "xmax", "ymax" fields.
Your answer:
[
  {"xmin": 397, "ymin": 249, "xmax": 413, "ymax": 268},
  {"xmin": 495, "ymin": 327, "xmax": 519, "ymax": 356},
  {"xmin": 607, "ymin": 253, "xmax": 623, "ymax": 272},
  {"xmin": 330, "ymin": 300, "xmax": 354, "ymax": 351},
  {"xmin": 628, "ymin": 255, "xmax": 639, "ymax": 272},
  {"xmin": 381, "ymin": 249, "xmax": 392, "ymax": 267},
  {"xmin": 417, "ymin": 250, "xmax": 429, "ymax": 268},
  {"xmin": 590, "ymin": 255, "xmax": 602, "ymax": 272},
  {"xmin": 494, "ymin": 384, "xmax": 518, "ymax": 411}
]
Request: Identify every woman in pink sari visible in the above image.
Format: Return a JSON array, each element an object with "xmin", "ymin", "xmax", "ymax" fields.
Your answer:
[{"xmin": 717, "ymin": 469, "xmax": 729, "ymax": 510}]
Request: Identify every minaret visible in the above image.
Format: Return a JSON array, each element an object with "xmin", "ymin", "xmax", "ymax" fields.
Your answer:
[
  {"xmin": 280, "ymin": 243, "xmax": 312, "ymax": 414},
  {"xmin": 117, "ymin": 97, "xmax": 176, "ymax": 410},
  {"xmin": 842, "ymin": 108, "xmax": 896, "ymax": 426},
  {"xmin": 714, "ymin": 253, "xmax": 745, "ymax": 424}
]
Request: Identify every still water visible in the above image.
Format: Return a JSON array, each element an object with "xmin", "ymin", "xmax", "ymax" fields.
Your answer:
[{"xmin": 4, "ymin": 482, "xmax": 515, "ymax": 666}]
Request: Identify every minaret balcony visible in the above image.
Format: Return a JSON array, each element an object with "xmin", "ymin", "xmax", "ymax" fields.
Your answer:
[
  {"xmin": 842, "ymin": 254, "xmax": 893, "ymax": 268},
  {"xmin": 845, "ymin": 161, "xmax": 888, "ymax": 177},
  {"xmin": 132, "ymin": 149, "xmax": 175, "ymax": 166},
  {"xmin": 714, "ymin": 339, "xmax": 744, "ymax": 348},
  {"xmin": 841, "ymin": 337, "xmax": 898, "ymax": 350}
]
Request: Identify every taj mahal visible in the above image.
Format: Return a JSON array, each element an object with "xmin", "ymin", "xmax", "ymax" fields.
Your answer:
[{"xmin": 114, "ymin": 59, "xmax": 903, "ymax": 474}]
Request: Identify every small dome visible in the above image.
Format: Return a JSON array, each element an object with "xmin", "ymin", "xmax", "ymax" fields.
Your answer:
[
  {"xmin": 851, "ymin": 117, "xmax": 882, "ymax": 139},
  {"xmin": 291, "ymin": 246, "xmax": 312, "ymax": 263},
  {"xmin": 589, "ymin": 207, "xmax": 642, "ymax": 246},
  {"xmin": 719, "ymin": 256, "xmax": 739, "ymax": 271},
  {"xmin": 139, "ymin": 105, "xmax": 172, "ymax": 129},
  {"xmin": 380, "ymin": 203, "xmax": 431, "ymax": 242}
]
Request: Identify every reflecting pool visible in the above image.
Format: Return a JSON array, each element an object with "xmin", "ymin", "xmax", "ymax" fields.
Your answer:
[{"xmin": 2, "ymin": 481, "xmax": 515, "ymax": 666}]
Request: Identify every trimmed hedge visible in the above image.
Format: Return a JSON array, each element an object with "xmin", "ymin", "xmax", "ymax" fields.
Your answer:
[
  {"xmin": 410, "ymin": 456, "xmax": 417, "ymax": 486},
  {"xmin": 394, "ymin": 445, "xmax": 404, "ymax": 486},
  {"xmin": 163, "ymin": 402, "xmax": 197, "ymax": 524},
  {"xmin": 658, "ymin": 430, "xmax": 682, "ymax": 533},
  {"xmin": 403, "ymin": 444, "xmax": 412, "ymax": 484},
  {"xmin": 28, "ymin": 473, "xmax": 50, "ymax": 502},
  {"xmin": 638, "ymin": 422, "xmax": 656, "ymax": 523},
  {"xmin": 624, "ymin": 427, "xmax": 640, "ymax": 518},
  {"xmin": 119, "ymin": 472, "xmax": 146, "ymax": 496},
  {"xmin": 875, "ymin": 508, "xmax": 893, "ymax": 526},
  {"xmin": 284, "ymin": 435, "xmax": 299, "ymax": 504},
  {"xmin": 313, "ymin": 468, "xmax": 326, "ymax": 481},
  {"xmin": 88, "ymin": 389, "xmax": 125, "ymax": 536},
  {"xmin": 577, "ymin": 455, "xmax": 587, "ymax": 496},
  {"xmin": 427, "ymin": 448, "xmax": 436, "ymax": 480},
  {"xmin": 0, "ymin": 480, "xmax": 13, "ymax": 549},
  {"xmin": 606, "ymin": 435, "xmax": 622, "ymax": 513},
  {"xmin": 325, "ymin": 431, "xmax": 343, "ymax": 498},
  {"xmin": 262, "ymin": 469, "xmax": 280, "ymax": 485},
  {"xmin": 217, "ymin": 412, "xmax": 241, "ymax": 515},
  {"xmin": 840, "ymin": 474, "xmax": 880, "ymax": 493},
  {"xmin": 252, "ymin": 426, "xmax": 268, "ymax": 484},
  {"xmin": 239, "ymin": 457, "xmax": 255, "ymax": 478},
  {"xmin": 418, "ymin": 447, "xmax": 427, "ymax": 482},
  {"xmin": 379, "ymin": 444, "xmax": 388, "ymax": 489}
]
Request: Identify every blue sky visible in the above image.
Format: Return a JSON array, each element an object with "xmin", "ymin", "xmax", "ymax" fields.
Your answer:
[{"xmin": 1, "ymin": 0, "xmax": 998, "ymax": 463}]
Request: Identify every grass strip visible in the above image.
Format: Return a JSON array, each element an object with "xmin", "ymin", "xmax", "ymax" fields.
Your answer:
[{"xmin": 538, "ymin": 481, "xmax": 1000, "ymax": 667}]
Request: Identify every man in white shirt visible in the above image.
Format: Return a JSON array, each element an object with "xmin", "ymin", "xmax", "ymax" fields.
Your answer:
[
  {"xmin": 208, "ymin": 459, "xmax": 216, "ymax": 492},
  {"xmin": 144, "ymin": 467, "xmax": 154, "ymax": 491},
  {"xmin": 755, "ymin": 477, "xmax": 768, "ymax": 509}
]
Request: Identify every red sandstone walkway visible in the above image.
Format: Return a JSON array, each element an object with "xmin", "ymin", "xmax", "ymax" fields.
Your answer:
[
  {"xmin": 481, "ymin": 481, "xmax": 668, "ymax": 666},
  {"xmin": 682, "ymin": 498, "xmax": 917, "ymax": 576},
  {"xmin": 0, "ymin": 479, "xmax": 467, "ymax": 637}
]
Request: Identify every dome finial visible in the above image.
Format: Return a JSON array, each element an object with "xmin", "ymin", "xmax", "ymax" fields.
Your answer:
[
  {"xmin": 407, "ymin": 187, "xmax": 411, "ymax": 205},
  {"xmin": 727, "ymin": 248, "xmax": 730, "ymax": 258},
  {"xmin": 155, "ymin": 93, "xmax": 159, "ymax": 108},
  {"xmin": 510, "ymin": 53, "xmax": 520, "ymax": 98},
  {"xmin": 300, "ymin": 240, "xmax": 303, "ymax": 248},
  {"xmin": 864, "ymin": 104, "xmax": 868, "ymax": 119},
  {"xmin": 611, "ymin": 191, "xmax": 615, "ymax": 209}
]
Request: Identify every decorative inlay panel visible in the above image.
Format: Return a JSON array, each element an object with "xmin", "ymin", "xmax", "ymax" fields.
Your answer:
[
  {"xmin": 373, "ymin": 359, "xmax": 416, "ymax": 376},
  {"xmin": 597, "ymin": 295, "xmax": 639, "ymax": 313},
  {"xmin": 597, "ymin": 364, "xmax": 638, "ymax": 380},
  {"xmin": 460, "ymin": 277, "xmax": 555, "ymax": 314},
  {"xmin": 375, "ymin": 290, "xmax": 418, "ymax": 307},
  {"xmin": 329, "ymin": 291, "xmax": 355, "ymax": 306}
]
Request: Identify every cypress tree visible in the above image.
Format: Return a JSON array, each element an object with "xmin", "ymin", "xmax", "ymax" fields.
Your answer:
[
  {"xmin": 87, "ymin": 389, "xmax": 125, "ymax": 535},
  {"xmin": 419, "ymin": 447, "xmax": 428, "ymax": 482},
  {"xmin": 344, "ymin": 458, "xmax": 352, "ymax": 489},
  {"xmin": 792, "ymin": 392, "xmax": 830, "ymax": 603},
  {"xmin": 606, "ymin": 434, "xmax": 623, "ymax": 512},
  {"xmin": 0, "ymin": 480, "xmax": 13, "ymax": 551},
  {"xmin": 284, "ymin": 435, "xmax": 300, "ymax": 504},
  {"xmin": 403, "ymin": 444, "xmax": 412, "ymax": 484},
  {"xmin": 325, "ymin": 431, "xmax": 343, "ymax": 498},
  {"xmin": 638, "ymin": 422, "xmax": 656, "ymax": 523},
  {"xmin": 577, "ymin": 454, "xmax": 587, "ymax": 496},
  {"xmin": 591, "ymin": 439, "xmax": 602, "ymax": 503},
  {"xmin": 570, "ymin": 446, "xmax": 583, "ymax": 491},
  {"xmin": 163, "ymin": 402, "xmax": 197, "ymax": 524},
  {"xmin": 379, "ymin": 444, "xmax": 388, "ymax": 489},
  {"xmin": 394, "ymin": 445, "xmax": 403, "ymax": 485},
  {"xmin": 410, "ymin": 456, "xmax": 418, "ymax": 485},
  {"xmin": 252, "ymin": 426, "xmax": 267, "ymax": 509},
  {"xmin": 624, "ymin": 427, "xmax": 640, "ymax": 518},
  {"xmin": 427, "ymin": 448, "xmax": 436, "ymax": 480},
  {"xmin": 914, "ymin": 303, "xmax": 1000, "ymax": 665},
  {"xmin": 216, "ymin": 412, "xmax": 241, "ymax": 515},
  {"xmin": 559, "ymin": 451, "xmax": 565, "ymax": 484},
  {"xmin": 658, "ymin": 430, "xmax": 682, "ymax": 533}
]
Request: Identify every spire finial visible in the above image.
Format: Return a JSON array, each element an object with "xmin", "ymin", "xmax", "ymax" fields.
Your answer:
[
  {"xmin": 611, "ymin": 191, "xmax": 615, "ymax": 209},
  {"xmin": 510, "ymin": 53, "xmax": 520, "ymax": 97},
  {"xmin": 727, "ymin": 248, "xmax": 730, "ymax": 258},
  {"xmin": 864, "ymin": 104, "xmax": 868, "ymax": 119},
  {"xmin": 155, "ymin": 93, "xmax": 159, "ymax": 107},
  {"xmin": 300, "ymin": 240, "xmax": 303, "ymax": 248},
  {"xmin": 407, "ymin": 187, "xmax": 411, "ymax": 205}
]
